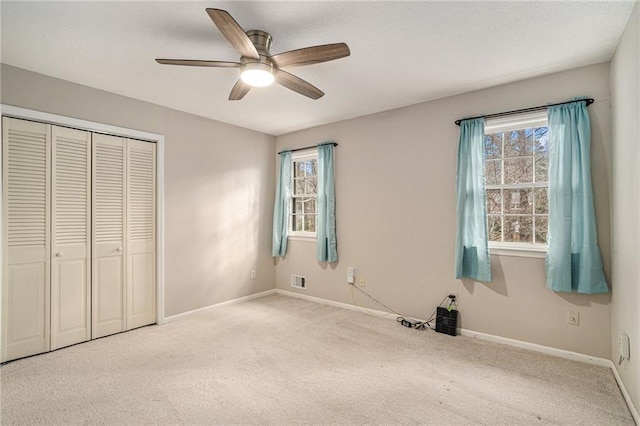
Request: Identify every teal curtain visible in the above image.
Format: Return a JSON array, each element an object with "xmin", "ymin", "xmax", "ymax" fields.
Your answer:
[
  {"xmin": 546, "ymin": 102, "xmax": 608, "ymax": 293},
  {"xmin": 272, "ymin": 151, "xmax": 292, "ymax": 257},
  {"xmin": 316, "ymin": 143, "xmax": 338, "ymax": 262},
  {"xmin": 455, "ymin": 118, "xmax": 491, "ymax": 282}
]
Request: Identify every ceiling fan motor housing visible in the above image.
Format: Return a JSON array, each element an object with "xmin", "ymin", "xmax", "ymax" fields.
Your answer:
[
  {"xmin": 246, "ymin": 30, "xmax": 273, "ymax": 56},
  {"xmin": 241, "ymin": 30, "xmax": 275, "ymax": 76}
]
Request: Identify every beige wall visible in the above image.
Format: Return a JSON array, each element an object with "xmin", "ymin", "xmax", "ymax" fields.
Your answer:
[
  {"xmin": 1, "ymin": 64, "xmax": 276, "ymax": 317},
  {"xmin": 1, "ymin": 59, "xmax": 620, "ymax": 361},
  {"xmin": 611, "ymin": 1, "xmax": 640, "ymax": 414},
  {"xmin": 276, "ymin": 63, "xmax": 613, "ymax": 359}
]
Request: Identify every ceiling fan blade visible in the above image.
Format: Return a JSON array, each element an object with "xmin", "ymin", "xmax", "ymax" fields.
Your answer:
[
  {"xmin": 156, "ymin": 59, "xmax": 241, "ymax": 68},
  {"xmin": 206, "ymin": 8, "xmax": 260, "ymax": 60},
  {"xmin": 270, "ymin": 43, "xmax": 350, "ymax": 68},
  {"xmin": 229, "ymin": 79, "xmax": 252, "ymax": 101},
  {"xmin": 274, "ymin": 69, "xmax": 324, "ymax": 100}
]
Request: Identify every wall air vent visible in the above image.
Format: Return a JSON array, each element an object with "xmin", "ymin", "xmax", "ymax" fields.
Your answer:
[{"xmin": 291, "ymin": 274, "xmax": 307, "ymax": 290}]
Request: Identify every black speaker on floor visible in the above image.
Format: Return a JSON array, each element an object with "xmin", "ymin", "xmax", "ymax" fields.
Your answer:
[{"xmin": 436, "ymin": 307, "xmax": 458, "ymax": 336}]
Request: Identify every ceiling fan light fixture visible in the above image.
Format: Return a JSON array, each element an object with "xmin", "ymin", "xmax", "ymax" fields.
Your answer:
[
  {"xmin": 241, "ymin": 62, "xmax": 274, "ymax": 87},
  {"xmin": 156, "ymin": 9, "xmax": 350, "ymax": 100}
]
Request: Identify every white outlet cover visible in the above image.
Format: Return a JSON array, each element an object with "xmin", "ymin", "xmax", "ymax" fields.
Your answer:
[
  {"xmin": 346, "ymin": 267, "xmax": 355, "ymax": 284},
  {"xmin": 618, "ymin": 333, "xmax": 630, "ymax": 359}
]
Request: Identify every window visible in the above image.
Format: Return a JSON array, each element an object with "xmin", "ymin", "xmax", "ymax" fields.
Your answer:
[
  {"xmin": 483, "ymin": 111, "xmax": 548, "ymax": 254},
  {"xmin": 290, "ymin": 151, "xmax": 317, "ymax": 237}
]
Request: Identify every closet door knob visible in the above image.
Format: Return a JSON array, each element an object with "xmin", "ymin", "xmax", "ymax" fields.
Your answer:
[
  {"xmin": 116, "ymin": 247, "xmax": 123, "ymax": 253},
  {"xmin": 56, "ymin": 252, "xmax": 63, "ymax": 257}
]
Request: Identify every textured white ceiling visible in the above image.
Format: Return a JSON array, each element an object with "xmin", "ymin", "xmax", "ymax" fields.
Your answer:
[{"xmin": 1, "ymin": 1, "xmax": 635, "ymax": 136}]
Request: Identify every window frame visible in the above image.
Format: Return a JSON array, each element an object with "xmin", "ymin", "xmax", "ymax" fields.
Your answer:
[
  {"xmin": 288, "ymin": 150, "xmax": 318, "ymax": 239},
  {"xmin": 484, "ymin": 111, "xmax": 549, "ymax": 258}
]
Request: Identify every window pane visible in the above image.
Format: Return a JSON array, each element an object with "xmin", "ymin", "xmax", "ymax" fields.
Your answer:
[
  {"xmin": 535, "ymin": 216, "xmax": 548, "ymax": 244},
  {"xmin": 534, "ymin": 188, "xmax": 548, "ymax": 214},
  {"xmin": 535, "ymin": 152, "xmax": 548, "ymax": 183},
  {"xmin": 486, "ymin": 189, "xmax": 502, "ymax": 214},
  {"xmin": 307, "ymin": 159, "xmax": 318, "ymax": 176},
  {"xmin": 293, "ymin": 215, "xmax": 303, "ymax": 232},
  {"xmin": 294, "ymin": 161, "xmax": 304, "ymax": 178},
  {"xmin": 488, "ymin": 215, "xmax": 502, "ymax": 242},
  {"xmin": 304, "ymin": 215, "xmax": 316, "ymax": 232},
  {"xmin": 485, "ymin": 160, "xmax": 502, "ymax": 185},
  {"xmin": 482, "ymin": 124, "xmax": 548, "ymax": 248},
  {"xmin": 293, "ymin": 198, "xmax": 303, "ymax": 214},
  {"xmin": 504, "ymin": 157, "xmax": 533, "ymax": 184},
  {"xmin": 534, "ymin": 127, "xmax": 549, "ymax": 152},
  {"xmin": 305, "ymin": 177, "xmax": 317, "ymax": 194},
  {"xmin": 504, "ymin": 129, "xmax": 533, "ymax": 157},
  {"xmin": 504, "ymin": 188, "xmax": 532, "ymax": 214},
  {"xmin": 503, "ymin": 216, "xmax": 533, "ymax": 243},
  {"xmin": 484, "ymin": 134, "xmax": 502, "ymax": 160},
  {"xmin": 294, "ymin": 178, "xmax": 305, "ymax": 195},
  {"xmin": 304, "ymin": 198, "xmax": 316, "ymax": 214}
]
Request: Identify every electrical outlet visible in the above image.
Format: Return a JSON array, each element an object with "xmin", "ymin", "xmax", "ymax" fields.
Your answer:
[
  {"xmin": 358, "ymin": 277, "xmax": 366, "ymax": 288},
  {"xmin": 567, "ymin": 311, "xmax": 580, "ymax": 326},
  {"xmin": 250, "ymin": 270, "xmax": 256, "ymax": 279}
]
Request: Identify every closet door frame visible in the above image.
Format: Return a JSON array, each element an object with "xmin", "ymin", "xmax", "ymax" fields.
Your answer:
[{"xmin": 0, "ymin": 105, "xmax": 166, "ymax": 350}]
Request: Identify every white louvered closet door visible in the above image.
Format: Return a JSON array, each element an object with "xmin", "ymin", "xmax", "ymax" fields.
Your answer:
[
  {"xmin": 126, "ymin": 140, "xmax": 156, "ymax": 330},
  {"xmin": 92, "ymin": 133, "xmax": 126, "ymax": 338},
  {"xmin": 51, "ymin": 126, "xmax": 91, "ymax": 350},
  {"xmin": 1, "ymin": 117, "xmax": 51, "ymax": 363}
]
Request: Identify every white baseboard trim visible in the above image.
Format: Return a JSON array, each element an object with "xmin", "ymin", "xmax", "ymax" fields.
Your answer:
[
  {"xmin": 609, "ymin": 361, "xmax": 640, "ymax": 425},
  {"xmin": 458, "ymin": 329, "xmax": 611, "ymax": 367},
  {"xmin": 163, "ymin": 289, "xmax": 276, "ymax": 323},
  {"xmin": 275, "ymin": 289, "xmax": 391, "ymax": 317}
]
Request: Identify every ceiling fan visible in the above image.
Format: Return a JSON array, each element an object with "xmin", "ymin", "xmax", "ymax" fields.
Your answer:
[{"xmin": 156, "ymin": 8, "xmax": 350, "ymax": 101}]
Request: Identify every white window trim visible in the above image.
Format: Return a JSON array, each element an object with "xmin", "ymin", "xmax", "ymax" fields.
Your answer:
[
  {"xmin": 485, "ymin": 111, "xmax": 549, "ymax": 258},
  {"xmin": 288, "ymin": 235, "xmax": 316, "ymax": 242},
  {"xmin": 289, "ymin": 150, "xmax": 318, "ymax": 239},
  {"xmin": 489, "ymin": 242, "xmax": 546, "ymax": 258},
  {"xmin": 289, "ymin": 230, "xmax": 317, "ymax": 239},
  {"xmin": 484, "ymin": 110, "xmax": 548, "ymax": 133}
]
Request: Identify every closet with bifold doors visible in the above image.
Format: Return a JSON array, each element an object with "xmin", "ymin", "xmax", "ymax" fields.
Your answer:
[{"xmin": 1, "ymin": 117, "xmax": 156, "ymax": 363}]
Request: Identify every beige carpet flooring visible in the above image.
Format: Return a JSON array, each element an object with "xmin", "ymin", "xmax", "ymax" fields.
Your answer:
[{"xmin": 0, "ymin": 293, "xmax": 635, "ymax": 425}]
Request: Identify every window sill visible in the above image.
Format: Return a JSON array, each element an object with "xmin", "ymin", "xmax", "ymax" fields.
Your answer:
[
  {"xmin": 489, "ymin": 244, "xmax": 547, "ymax": 259},
  {"xmin": 288, "ymin": 235, "xmax": 316, "ymax": 242}
]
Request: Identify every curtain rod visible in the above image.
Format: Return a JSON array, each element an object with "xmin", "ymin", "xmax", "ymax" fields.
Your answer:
[
  {"xmin": 454, "ymin": 98, "xmax": 594, "ymax": 126},
  {"xmin": 278, "ymin": 142, "xmax": 338, "ymax": 155}
]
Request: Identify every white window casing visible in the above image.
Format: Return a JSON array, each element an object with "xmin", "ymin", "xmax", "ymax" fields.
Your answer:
[
  {"xmin": 289, "ymin": 150, "xmax": 318, "ymax": 239},
  {"xmin": 485, "ymin": 111, "xmax": 549, "ymax": 258}
]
